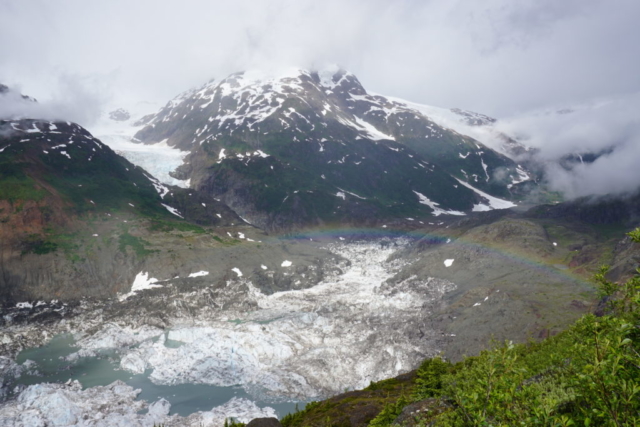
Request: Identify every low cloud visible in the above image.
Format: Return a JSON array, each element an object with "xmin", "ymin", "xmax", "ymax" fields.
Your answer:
[
  {"xmin": 1, "ymin": 0, "xmax": 639, "ymax": 117},
  {"xmin": 495, "ymin": 93, "xmax": 640, "ymax": 198},
  {"xmin": 0, "ymin": 74, "xmax": 108, "ymax": 127}
]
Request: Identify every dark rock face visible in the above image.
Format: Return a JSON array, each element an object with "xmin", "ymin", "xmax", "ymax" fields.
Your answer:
[
  {"xmin": 450, "ymin": 107, "xmax": 496, "ymax": 126},
  {"xmin": 0, "ymin": 84, "xmax": 37, "ymax": 102},
  {"xmin": 108, "ymin": 108, "xmax": 131, "ymax": 121},
  {"xmin": 246, "ymin": 417, "xmax": 283, "ymax": 427},
  {"xmin": 607, "ymin": 234, "xmax": 640, "ymax": 282},
  {"xmin": 528, "ymin": 192, "xmax": 640, "ymax": 225},
  {"xmin": 132, "ymin": 69, "xmax": 532, "ymax": 231}
]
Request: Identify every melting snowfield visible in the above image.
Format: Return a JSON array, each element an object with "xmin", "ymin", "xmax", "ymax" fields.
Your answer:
[{"xmin": 0, "ymin": 240, "xmax": 455, "ymax": 426}]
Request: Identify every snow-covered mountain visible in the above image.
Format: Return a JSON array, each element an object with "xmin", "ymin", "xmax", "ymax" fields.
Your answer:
[{"xmin": 133, "ymin": 67, "xmax": 533, "ymax": 230}]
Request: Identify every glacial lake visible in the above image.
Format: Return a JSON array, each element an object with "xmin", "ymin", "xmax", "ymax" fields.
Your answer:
[{"xmin": 15, "ymin": 334, "xmax": 300, "ymax": 418}]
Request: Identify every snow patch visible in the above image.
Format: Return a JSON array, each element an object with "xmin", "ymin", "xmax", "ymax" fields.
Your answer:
[
  {"xmin": 144, "ymin": 173, "xmax": 170, "ymax": 199},
  {"xmin": 454, "ymin": 178, "xmax": 517, "ymax": 210},
  {"xmin": 120, "ymin": 272, "xmax": 162, "ymax": 300},
  {"xmin": 161, "ymin": 203, "xmax": 184, "ymax": 218},
  {"xmin": 337, "ymin": 187, "xmax": 366, "ymax": 200},
  {"xmin": 189, "ymin": 271, "xmax": 209, "ymax": 278},
  {"xmin": 352, "ymin": 117, "xmax": 395, "ymax": 141},
  {"xmin": 412, "ymin": 190, "xmax": 465, "ymax": 216}
]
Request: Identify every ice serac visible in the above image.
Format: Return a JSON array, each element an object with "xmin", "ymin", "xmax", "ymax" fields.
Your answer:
[
  {"xmin": 0, "ymin": 380, "xmax": 276, "ymax": 427},
  {"xmin": 133, "ymin": 67, "xmax": 532, "ymax": 230}
]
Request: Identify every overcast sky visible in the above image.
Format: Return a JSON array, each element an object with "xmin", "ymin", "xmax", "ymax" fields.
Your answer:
[
  {"xmin": 2, "ymin": 0, "xmax": 639, "ymax": 116},
  {"xmin": 2, "ymin": 0, "xmax": 640, "ymax": 198}
]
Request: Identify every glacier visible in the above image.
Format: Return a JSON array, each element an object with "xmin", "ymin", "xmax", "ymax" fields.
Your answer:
[{"xmin": 0, "ymin": 239, "xmax": 456, "ymax": 424}]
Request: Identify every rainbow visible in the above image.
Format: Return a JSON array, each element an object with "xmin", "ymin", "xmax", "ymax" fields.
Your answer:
[{"xmin": 265, "ymin": 225, "xmax": 594, "ymax": 288}]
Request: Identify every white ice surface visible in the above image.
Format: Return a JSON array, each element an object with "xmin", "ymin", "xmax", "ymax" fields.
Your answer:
[
  {"xmin": 101, "ymin": 241, "xmax": 455, "ymax": 400},
  {"xmin": 90, "ymin": 111, "xmax": 190, "ymax": 188},
  {"xmin": 0, "ymin": 380, "xmax": 276, "ymax": 427}
]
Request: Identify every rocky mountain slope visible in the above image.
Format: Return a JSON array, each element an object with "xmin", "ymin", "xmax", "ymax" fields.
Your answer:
[
  {"xmin": 133, "ymin": 68, "xmax": 533, "ymax": 231},
  {"xmin": 0, "ymin": 119, "xmax": 336, "ymax": 303}
]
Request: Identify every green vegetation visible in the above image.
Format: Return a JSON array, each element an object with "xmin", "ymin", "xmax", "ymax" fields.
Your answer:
[
  {"xmin": 118, "ymin": 231, "xmax": 158, "ymax": 257},
  {"xmin": 148, "ymin": 218, "xmax": 206, "ymax": 234},
  {"xmin": 45, "ymin": 160, "xmax": 167, "ymax": 218},
  {"xmin": 223, "ymin": 418, "xmax": 246, "ymax": 427},
  {"xmin": 0, "ymin": 175, "xmax": 46, "ymax": 202},
  {"xmin": 411, "ymin": 357, "xmax": 450, "ymax": 401},
  {"xmin": 283, "ymin": 229, "xmax": 640, "ymax": 426},
  {"xmin": 281, "ymin": 375, "xmax": 415, "ymax": 427},
  {"xmin": 368, "ymin": 396, "xmax": 410, "ymax": 427},
  {"xmin": 203, "ymin": 125, "xmax": 496, "ymax": 224},
  {"xmin": 281, "ymin": 401, "xmax": 324, "ymax": 427},
  {"xmin": 0, "ymin": 159, "xmax": 46, "ymax": 202},
  {"xmin": 20, "ymin": 234, "xmax": 58, "ymax": 255}
]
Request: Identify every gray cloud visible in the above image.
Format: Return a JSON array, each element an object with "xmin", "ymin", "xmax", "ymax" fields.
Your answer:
[
  {"xmin": 0, "ymin": 74, "xmax": 109, "ymax": 127},
  {"xmin": 2, "ymin": 0, "xmax": 639, "ymax": 115},
  {"xmin": 496, "ymin": 92, "xmax": 640, "ymax": 198}
]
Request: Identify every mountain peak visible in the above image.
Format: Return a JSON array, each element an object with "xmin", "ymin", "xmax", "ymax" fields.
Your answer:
[
  {"xmin": 0, "ymin": 83, "xmax": 38, "ymax": 109},
  {"xmin": 132, "ymin": 68, "xmax": 534, "ymax": 230}
]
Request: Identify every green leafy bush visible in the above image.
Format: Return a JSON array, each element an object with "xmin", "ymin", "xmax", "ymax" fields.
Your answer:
[
  {"xmin": 368, "ymin": 395, "xmax": 409, "ymax": 427},
  {"xmin": 412, "ymin": 357, "xmax": 451, "ymax": 400}
]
